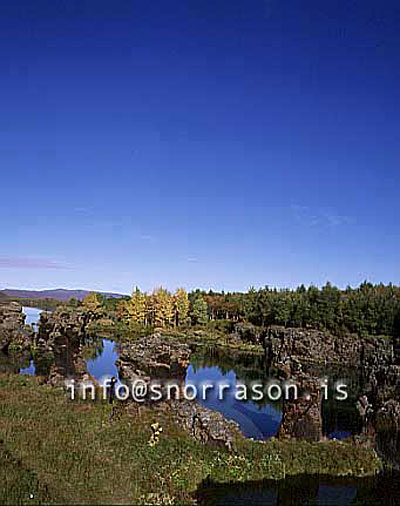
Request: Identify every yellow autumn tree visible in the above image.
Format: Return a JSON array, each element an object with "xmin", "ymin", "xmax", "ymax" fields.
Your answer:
[
  {"xmin": 83, "ymin": 292, "xmax": 102, "ymax": 315},
  {"xmin": 116, "ymin": 299, "xmax": 130, "ymax": 324},
  {"xmin": 174, "ymin": 288, "xmax": 189, "ymax": 326},
  {"xmin": 128, "ymin": 287, "xmax": 147, "ymax": 325},
  {"xmin": 152, "ymin": 287, "xmax": 174, "ymax": 327}
]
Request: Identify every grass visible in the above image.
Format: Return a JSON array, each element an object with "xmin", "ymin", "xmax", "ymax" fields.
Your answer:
[{"xmin": 0, "ymin": 373, "xmax": 382, "ymax": 505}]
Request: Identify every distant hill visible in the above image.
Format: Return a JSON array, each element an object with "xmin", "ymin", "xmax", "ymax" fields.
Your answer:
[{"xmin": 0, "ymin": 288, "xmax": 126, "ymax": 301}]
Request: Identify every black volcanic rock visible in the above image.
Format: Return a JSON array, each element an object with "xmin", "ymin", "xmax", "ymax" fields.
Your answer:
[
  {"xmin": 117, "ymin": 333, "xmax": 191, "ymax": 382},
  {"xmin": 167, "ymin": 399, "xmax": 240, "ymax": 450},
  {"xmin": 35, "ymin": 306, "xmax": 98, "ymax": 382},
  {"xmin": 0, "ymin": 301, "xmax": 33, "ymax": 352},
  {"xmin": 37, "ymin": 306, "xmax": 94, "ymax": 346},
  {"xmin": 231, "ymin": 322, "xmax": 261, "ymax": 344},
  {"xmin": 278, "ymin": 375, "xmax": 323, "ymax": 442},
  {"xmin": 376, "ymin": 400, "xmax": 400, "ymax": 469},
  {"xmin": 117, "ymin": 333, "xmax": 240, "ymax": 449},
  {"xmin": 264, "ymin": 326, "xmax": 393, "ymax": 366}
]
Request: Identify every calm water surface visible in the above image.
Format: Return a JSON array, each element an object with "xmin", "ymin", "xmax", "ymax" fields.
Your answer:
[
  {"xmin": 85, "ymin": 339, "xmax": 283, "ymax": 439},
  {"xmin": 86, "ymin": 338, "xmax": 120, "ymax": 382},
  {"xmin": 11, "ymin": 315, "xmax": 399, "ymax": 503},
  {"xmin": 19, "ymin": 307, "xmax": 42, "ymax": 375},
  {"xmin": 15, "ymin": 313, "xmax": 360, "ymax": 443},
  {"xmin": 23, "ymin": 306, "xmax": 43, "ymax": 327},
  {"xmin": 186, "ymin": 363, "xmax": 282, "ymax": 439}
]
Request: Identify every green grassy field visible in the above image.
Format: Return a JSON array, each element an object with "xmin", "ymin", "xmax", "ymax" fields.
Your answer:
[{"xmin": 0, "ymin": 373, "xmax": 382, "ymax": 505}]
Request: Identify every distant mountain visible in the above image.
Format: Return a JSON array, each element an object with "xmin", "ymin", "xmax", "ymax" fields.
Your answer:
[{"xmin": 0, "ymin": 288, "xmax": 126, "ymax": 301}]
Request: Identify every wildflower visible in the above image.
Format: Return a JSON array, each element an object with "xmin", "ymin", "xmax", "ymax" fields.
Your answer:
[{"xmin": 148, "ymin": 422, "xmax": 163, "ymax": 446}]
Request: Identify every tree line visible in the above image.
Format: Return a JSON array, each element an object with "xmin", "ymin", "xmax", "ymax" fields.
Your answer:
[
  {"xmin": 200, "ymin": 282, "xmax": 400, "ymax": 337},
  {"xmin": 115, "ymin": 287, "xmax": 208, "ymax": 328},
  {"xmin": 79, "ymin": 282, "xmax": 400, "ymax": 337}
]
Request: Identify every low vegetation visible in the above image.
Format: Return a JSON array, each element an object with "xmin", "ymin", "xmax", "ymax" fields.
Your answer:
[{"xmin": 0, "ymin": 374, "xmax": 382, "ymax": 505}]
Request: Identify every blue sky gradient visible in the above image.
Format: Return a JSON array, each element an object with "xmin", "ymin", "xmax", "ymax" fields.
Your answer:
[{"xmin": 1, "ymin": 0, "xmax": 400, "ymax": 293}]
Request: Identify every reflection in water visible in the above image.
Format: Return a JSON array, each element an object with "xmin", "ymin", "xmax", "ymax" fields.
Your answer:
[
  {"xmin": 13, "ymin": 321, "xmax": 363, "ymax": 442},
  {"xmin": 319, "ymin": 365, "xmax": 364, "ymax": 440},
  {"xmin": 189, "ymin": 347, "xmax": 364, "ymax": 441},
  {"xmin": 82, "ymin": 340, "xmax": 363, "ymax": 441},
  {"xmin": 190, "ymin": 347, "xmax": 267, "ymax": 383},
  {"xmin": 83, "ymin": 339, "xmax": 283, "ymax": 438},
  {"xmin": 18, "ymin": 307, "xmax": 43, "ymax": 375},
  {"xmin": 86, "ymin": 338, "xmax": 120, "ymax": 383},
  {"xmin": 186, "ymin": 362, "xmax": 282, "ymax": 439},
  {"xmin": 20, "ymin": 360, "xmax": 35, "ymax": 376},
  {"xmin": 188, "ymin": 347, "xmax": 283, "ymax": 439},
  {"xmin": 82, "ymin": 337, "xmax": 104, "ymax": 362}
]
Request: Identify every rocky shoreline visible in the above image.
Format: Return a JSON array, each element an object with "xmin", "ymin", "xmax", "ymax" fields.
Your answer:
[
  {"xmin": 0, "ymin": 301, "xmax": 34, "ymax": 353},
  {"xmin": 1, "ymin": 301, "xmax": 399, "ymax": 469},
  {"xmin": 117, "ymin": 333, "xmax": 240, "ymax": 449}
]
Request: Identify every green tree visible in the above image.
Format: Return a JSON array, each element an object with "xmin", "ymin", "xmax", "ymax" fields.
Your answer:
[
  {"xmin": 68, "ymin": 297, "xmax": 80, "ymax": 308},
  {"xmin": 190, "ymin": 296, "xmax": 208, "ymax": 325}
]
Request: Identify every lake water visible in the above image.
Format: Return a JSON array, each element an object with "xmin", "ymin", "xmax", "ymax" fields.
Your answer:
[
  {"xmin": 186, "ymin": 363, "xmax": 282, "ymax": 439},
  {"xmin": 15, "ymin": 311, "xmax": 360, "ymax": 442},
  {"xmin": 83, "ymin": 339, "xmax": 360, "ymax": 441},
  {"xmin": 10, "ymin": 315, "xmax": 399, "ymax": 503},
  {"xmin": 19, "ymin": 307, "xmax": 43, "ymax": 375},
  {"xmin": 81, "ymin": 338, "xmax": 282, "ymax": 439},
  {"xmin": 86, "ymin": 338, "xmax": 120, "ymax": 382},
  {"xmin": 23, "ymin": 306, "xmax": 43, "ymax": 327}
]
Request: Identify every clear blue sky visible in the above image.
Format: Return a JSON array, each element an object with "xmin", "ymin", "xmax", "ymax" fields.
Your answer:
[{"xmin": 1, "ymin": 0, "xmax": 400, "ymax": 294}]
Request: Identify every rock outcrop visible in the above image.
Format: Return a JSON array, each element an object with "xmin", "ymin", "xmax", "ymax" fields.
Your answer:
[
  {"xmin": 117, "ymin": 333, "xmax": 191, "ymax": 382},
  {"xmin": 264, "ymin": 326, "xmax": 393, "ymax": 366},
  {"xmin": 375, "ymin": 400, "xmax": 400, "ymax": 469},
  {"xmin": 37, "ymin": 307, "xmax": 95, "ymax": 347},
  {"xmin": 0, "ymin": 348, "xmax": 31, "ymax": 374},
  {"xmin": 278, "ymin": 375, "xmax": 323, "ymax": 442},
  {"xmin": 35, "ymin": 307, "xmax": 95, "ymax": 383},
  {"xmin": 167, "ymin": 399, "xmax": 240, "ymax": 450},
  {"xmin": 367, "ymin": 364, "xmax": 400, "ymax": 406},
  {"xmin": 117, "ymin": 333, "xmax": 240, "ymax": 449},
  {"xmin": 230, "ymin": 322, "xmax": 261, "ymax": 344},
  {"xmin": 262, "ymin": 325, "xmax": 400, "ymax": 462},
  {"xmin": 0, "ymin": 301, "xmax": 33, "ymax": 352}
]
